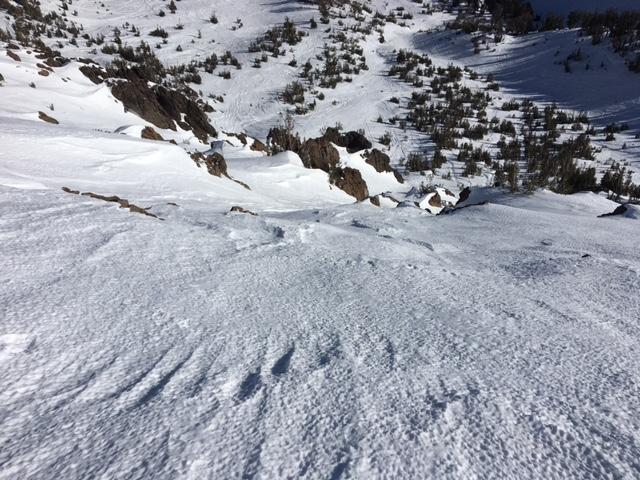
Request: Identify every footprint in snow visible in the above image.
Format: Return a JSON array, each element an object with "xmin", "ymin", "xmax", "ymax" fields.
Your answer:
[
  {"xmin": 235, "ymin": 368, "xmax": 262, "ymax": 403},
  {"xmin": 271, "ymin": 345, "xmax": 295, "ymax": 376}
]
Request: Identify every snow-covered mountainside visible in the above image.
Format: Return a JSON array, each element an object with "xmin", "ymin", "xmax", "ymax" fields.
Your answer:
[{"xmin": 1, "ymin": 1, "xmax": 640, "ymax": 478}]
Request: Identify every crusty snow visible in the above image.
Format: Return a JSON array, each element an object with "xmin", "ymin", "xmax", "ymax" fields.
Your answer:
[{"xmin": 2, "ymin": 180, "xmax": 640, "ymax": 479}]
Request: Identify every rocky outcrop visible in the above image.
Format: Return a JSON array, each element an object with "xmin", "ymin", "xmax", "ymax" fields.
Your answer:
[
  {"xmin": 111, "ymin": 80, "xmax": 172, "ymax": 129},
  {"xmin": 62, "ymin": 187, "xmax": 161, "ymax": 219},
  {"xmin": 299, "ymin": 138, "xmax": 340, "ymax": 171},
  {"xmin": 6, "ymin": 50, "xmax": 20, "ymax": 62},
  {"xmin": 34, "ymin": 47, "xmax": 69, "ymax": 68},
  {"xmin": 191, "ymin": 152, "xmax": 227, "ymax": 177},
  {"xmin": 265, "ymin": 130, "xmax": 370, "ymax": 201},
  {"xmin": 141, "ymin": 126, "xmax": 164, "ymax": 141},
  {"xmin": 230, "ymin": 206, "xmax": 257, "ymax": 216},
  {"xmin": 297, "ymin": 137, "xmax": 369, "ymax": 201},
  {"xmin": 457, "ymin": 187, "xmax": 471, "ymax": 205},
  {"xmin": 364, "ymin": 149, "xmax": 404, "ymax": 183},
  {"xmin": 38, "ymin": 111, "xmax": 58, "ymax": 124},
  {"xmin": 79, "ymin": 65, "xmax": 106, "ymax": 84},
  {"xmin": 332, "ymin": 167, "xmax": 369, "ymax": 201},
  {"xmin": 322, "ymin": 127, "xmax": 372, "ymax": 153},
  {"xmin": 111, "ymin": 78, "xmax": 216, "ymax": 142},
  {"xmin": 226, "ymin": 132, "xmax": 247, "ymax": 145},
  {"xmin": 250, "ymin": 138, "xmax": 268, "ymax": 153},
  {"xmin": 599, "ymin": 204, "xmax": 628, "ymax": 217},
  {"xmin": 340, "ymin": 130, "xmax": 372, "ymax": 153},
  {"xmin": 428, "ymin": 192, "xmax": 442, "ymax": 208}
]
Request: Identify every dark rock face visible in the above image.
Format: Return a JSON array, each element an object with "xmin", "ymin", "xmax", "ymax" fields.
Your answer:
[
  {"xmin": 79, "ymin": 65, "xmax": 106, "ymax": 84},
  {"xmin": 62, "ymin": 187, "xmax": 161, "ymax": 219},
  {"xmin": 6, "ymin": 50, "xmax": 21, "ymax": 62},
  {"xmin": 111, "ymin": 79, "xmax": 216, "ymax": 142},
  {"xmin": 230, "ymin": 206, "xmax": 257, "ymax": 216},
  {"xmin": 38, "ymin": 111, "xmax": 58, "ymax": 124},
  {"xmin": 266, "ymin": 127, "xmax": 301, "ymax": 154},
  {"xmin": 297, "ymin": 137, "xmax": 369, "ymax": 200},
  {"xmin": 322, "ymin": 127, "xmax": 372, "ymax": 153},
  {"xmin": 111, "ymin": 80, "xmax": 173, "ymax": 130},
  {"xmin": 340, "ymin": 130, "xmax": 372, "ymax": 153},
  {"xmin": 226, "ymin": 132, "xmax": 247, "ymax": 145},
  {"xmin": 333, "ymin": 167, "xmax": 369, "ymax": 201},
  {"xmin": 29, "ymin": 45, "xmax": 69, "ymax": 68},
  {"xmin": 364, "ymin": 149, "xmax": 404, "ymax": 183},
  {"xmin": 428, "ymin": 192, "xmax": 442, "ymax": 208},
  {"xmin": 250, "ymin": 138, "xmax": 268, "ymax": 153},
  {"xmin": 141, "ymin": 126, "xmax": 164, "ymax": 141},
  {"xmin": 599, "ymin": 204, "xmax": 628, "ymax": 217},
  {"xmin": 299, "ymin": 138, "xmax": 340, "ymax": 172},
  {"xmin": 457, "ymin": 187, "xmax": 471, "ymax": 205},
  {"xmin": 191, "ymin": 152, "xmax": 227, "ymax": 177}
]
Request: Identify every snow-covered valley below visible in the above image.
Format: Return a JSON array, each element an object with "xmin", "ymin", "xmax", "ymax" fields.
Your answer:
[{"xmin": 1, "ymin": 0, "xmax": 640, "ymax": 478}]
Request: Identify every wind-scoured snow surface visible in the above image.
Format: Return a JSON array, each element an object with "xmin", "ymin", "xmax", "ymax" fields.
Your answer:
[
  {"xmin": 1, "ymin": 116, "xmax": 640, "ymax": 478},
  {"xmin": 2, "ymin": 180, "xmax": 640, "ymax": 479}
]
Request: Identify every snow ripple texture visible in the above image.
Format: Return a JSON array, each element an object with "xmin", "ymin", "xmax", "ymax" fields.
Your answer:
[{"xmin": 1, "ymin": 187, "xmax": 640, "ymax": 479}]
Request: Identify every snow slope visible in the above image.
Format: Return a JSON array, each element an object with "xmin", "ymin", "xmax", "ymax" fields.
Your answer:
[
  {"xmin": 2, "ymin": 181, "xmax": 640, "ymax": 479},
  {"xmin": 2, "ymin": 2, "xmax": 640, "ymax": 479},
  {"xmin": 414, "ymin": 28, "xmax": 640, "ymax": 128}
]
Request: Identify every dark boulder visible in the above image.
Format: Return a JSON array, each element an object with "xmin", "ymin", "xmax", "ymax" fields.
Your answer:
[
  {"xmin": 340, "ymin": 130, "xmax": 372, "ymax": 153},
  {"xmin": 332, "ymin": 167, "xmax": 369, "ymax": 201},
  {"xmin": 226, "ymin": 132, "xmax": 247, "ymax": 145},
  {"xmin": 141, "ymin": 126, "xmax": 164, "ymax": 141},
  {"xmin": 599, "ymin": 204, "xmax": 628, "ymax": 218},
  {"xmin": 428, "ymin": 192, "xmax": 442, "ymax": 208},
  {"xmin": 38, "ymin": 111, "xmax": 58, "ymax": 124},
  {"xmin": 299, "ymin": 138, "xmax": 340, "ymax": 172},
  {"xmin": 79, "ymin": 65, "xmax": 106, "ymax": 84},
  {"xmin": 230, "ymin": 206, "xmax": 257, "ymax": 216},
  {"xmin": 322, "ymin": 127, "xmax": 372, "ymax": 153},
  {"xmin": 6, "ymin": 50, "xmax": 21, "ymax": 62},
  {"xmin": 250, "ymin": 138, "xmax": 268, "ymax": 153},
  {"xmin": 364, "ymin": 149, "xmax": 404, "ymax": 183},
  {"xmin": 297, "ymin": 136, "xmax": 369, "ymax": 200},
  {"xmin": 191, "ymin": 152, "xmax": 227, "ymax": 177},
  {"xmin": 457, "ymin": 187, "xmax": 471, "ymax": 205}
]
